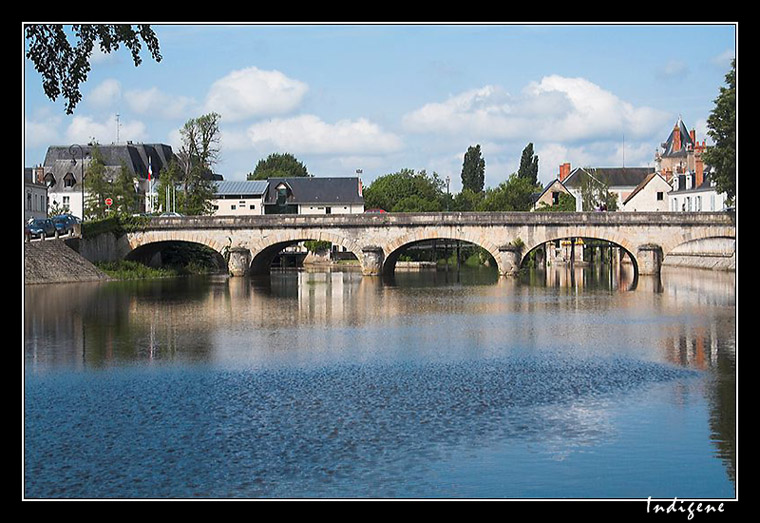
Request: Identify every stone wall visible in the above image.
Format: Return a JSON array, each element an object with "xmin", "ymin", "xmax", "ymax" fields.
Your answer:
[{"xmin": 24, "ymin": 239, "xmax": 110, "ymax": 285}]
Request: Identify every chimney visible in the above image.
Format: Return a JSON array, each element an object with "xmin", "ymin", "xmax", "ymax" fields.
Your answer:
[
  {"xmin": 559, "ymin": 162, "xmax": 571, "ymax": 182},
  {"xmin": 673, "ymin": 123, "xmax": 681, "ymax": 152},
  {"xmin": 695, "ymin": 146, "xmax": 704, "ymax": 188},
  {"xmin": 35, "ymin": 165, "xmax": 45, "ymax": 184},
  {"xmin": 689, "ymin": 129, "xmax": 696, "ymax": 146}
]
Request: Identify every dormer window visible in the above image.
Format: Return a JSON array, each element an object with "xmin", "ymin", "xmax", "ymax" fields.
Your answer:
[
  {"xmin": 63, "ymin": 172, "xmax": 77, "ymax": 188},
  {"xmin": 44, "ymin": 173, "xmax": 56, "ymax": 187}
]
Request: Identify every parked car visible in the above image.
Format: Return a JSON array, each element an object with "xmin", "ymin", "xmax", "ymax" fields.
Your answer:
[
  {"xmin": 51, "ymin": 214, "xmax": 77, "ymax": 235},
  {"xmin": 364, "ymin": 208, "xmax": 387, "ymax": 213},
  {"xmin": 25, "ymin": 218, "xmax": 57, "ymax": 239},
  {"xmin": 159, "ymin": 212, "xmax": 183, "ymax": 217}
]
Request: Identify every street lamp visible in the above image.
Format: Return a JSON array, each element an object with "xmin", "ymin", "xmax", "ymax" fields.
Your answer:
[{"xmin": 69, "ymin": 144, "xmax": 85, "ymax": 221}]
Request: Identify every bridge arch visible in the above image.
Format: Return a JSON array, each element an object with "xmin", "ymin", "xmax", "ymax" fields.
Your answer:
[
  {"xmin": 521, "ymin": 234, "xmax": 639, "ymax": 273},
  {"xmin": 247, "ymin": 230, "xmax": 364, "ymax": 276},
  {"xmin": 380, "ymin": 230, "xmax": 504, "ymax": 278}
]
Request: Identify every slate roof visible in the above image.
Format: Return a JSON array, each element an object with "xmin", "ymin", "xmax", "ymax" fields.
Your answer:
[
  {"xmin": 262, "ymin": 177, "xmax": 364, "ymax": 205},
  {"xmin": 660, "ymin": 118, "xmax": 695, "ymax": 158},
  {"xmin": 563, "ymin": 167, "xmax": 654, "ymax": 188},
  {"xmin": 42, "ymin": 143, "xmax": 175, "ymax": 189}
]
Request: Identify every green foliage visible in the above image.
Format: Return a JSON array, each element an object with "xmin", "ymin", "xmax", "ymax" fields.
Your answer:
[
  {"xmin": 304, "ymin": 240, "xmax": 332, "ymax": 253},
  {"xmin": 25, "ymin": 24, "xmax": 162, "ymax": 114},
  {"xmin": 476, "ymin": 174, "xmax": 538, "ymax": 211},
  {"xmin": 452, "ymin": 188, "xmax": 484, "ymax": 211},
  {"xmin": 702, "ymin": 59, "xmax": 736, "ymax": 204},
  {"xmin": 517, "ymin": 143, "xmax": 539, "ymax": 185},
  {"xmin": 96, "ymin": 260, "xmax": 179, "ymax": 280},
  {"xmin": 537, "ymin": 192, "xmax": 576, "ymax": 212},
  {"xmin": 363, "ymin": 168, "xmax": 446, "ymax": 212},
  {"xmin": 174, "ymin": 113, "xmax": 222, "ymax": 215},
  {"xmin": 578, "ymin": 170, "xmax": 618, "ymax": 211},
  {"xmin": 83, "ymin": 146, "xmax": 110, "ymax": 219},
  {"xmin": 461, "ymin": 144, "xmax": 485, "ymax": 193},
  {"xmin": 248, "ymin": 153, "xmax": 310, "ymax": 180}
]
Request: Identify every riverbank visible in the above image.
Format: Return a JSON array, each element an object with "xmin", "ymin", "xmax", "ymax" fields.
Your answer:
[{"xmin": 24, "ymin": 239, "xmax": 111, "ymax": 285}]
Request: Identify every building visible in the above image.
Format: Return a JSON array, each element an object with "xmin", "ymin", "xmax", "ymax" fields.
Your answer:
[
  {"xmin": 260, "ymin": 177, "xmax": 365, "ymax": 215},
  {"xmin": 558, "ymin": 163, "xmax": 654, "ymax": 211},
  {"xmin": 655, "ymin": 118, "xmax": 729, "ymax": 212},
  {"xmin": 25, "ymin": 167, "xmax": 48, "ymax": 221},
  {"xmin": 668, "ymin": 172, "xmax": 728, "ymax": 212},
  {"xmin": 531, "ymin": 178, "xmax": 574, "ymax": 211},
  {"xmin": 41, "ymin": 142, "xmax": 175, "ymax": 218},
  {"xmin": 655, "ymin": 117, "xmax": 707, "ymax": 184},
  {"xmin": 211, "ymin": 180, "xmax": 268, "ymax": 216},
  {"xmin": 621, "ymin": 172, "xmax": 671, "ymax": 212}
]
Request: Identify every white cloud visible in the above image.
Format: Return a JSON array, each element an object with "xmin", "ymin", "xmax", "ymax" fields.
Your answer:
[
  {"xmin": 126, "ymin": 86, "xmax": 197, "ymax": 119},
  {"xmin": 24, "ymin": 110, "xmax": 62, "ymax": 149},
  {"xmin": 65, "ymin": 114, "xmax": 146, "ymax": 145},
  {"xmin": 87, "ymin": 79, "xmax": 122, "ymax": 108},
  {"xmin": 204, "ymin": 67, "xmax": 309, "ymax": 122},
  {"xmin": 403, "ymin": 76, "xmax": 670, "ymax": 144},
  {"xmin": 244, "ymin": 114, "xmax": 403, "ymax": 155}
]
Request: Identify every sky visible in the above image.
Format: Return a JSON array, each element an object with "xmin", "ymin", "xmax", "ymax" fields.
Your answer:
[{"xmin": 23, "ymin": 23, "xmax": 737, "ymax": 192}]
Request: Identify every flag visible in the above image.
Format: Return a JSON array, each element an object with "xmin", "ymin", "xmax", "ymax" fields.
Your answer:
[{"xmin": 148, "ymin": 156, "xmax": 153, "ymax": 182}]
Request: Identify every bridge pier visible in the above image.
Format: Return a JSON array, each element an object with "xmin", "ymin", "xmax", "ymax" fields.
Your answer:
[
  {"xmin": 227, "ymin": 247, "xmax": 252, "ymax": 277},
  {"xmin": 636, "ymin": 244, "xmax": 663, "ymax": 275},
  {"xmin": 361, "ymin": 246, "xmax": 384, "ymax": 276},
  {"xmin": 498, "ymin": 244, "xmax": 523, "ymax": 276}
]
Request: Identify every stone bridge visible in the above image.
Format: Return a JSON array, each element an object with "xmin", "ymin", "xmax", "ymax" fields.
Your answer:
[{"xmin": 116, "ymin": 211, "xmax": 735, "ymax": 278}]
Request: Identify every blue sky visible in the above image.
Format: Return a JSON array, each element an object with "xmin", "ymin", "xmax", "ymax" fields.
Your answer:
[{"xmin": 23, "ymin": 23, "xmax": 736, "ymax": 191}]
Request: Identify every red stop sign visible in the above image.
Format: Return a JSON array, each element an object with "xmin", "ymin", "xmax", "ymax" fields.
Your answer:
[{"xmin": 105, "ymin": 198, "xmax": 113, "ymax": 206}]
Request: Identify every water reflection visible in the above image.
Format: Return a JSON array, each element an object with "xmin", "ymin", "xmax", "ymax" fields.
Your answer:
[{"xmin": 24, "ymin": 265, "xmax": 736, "ymax": 498}]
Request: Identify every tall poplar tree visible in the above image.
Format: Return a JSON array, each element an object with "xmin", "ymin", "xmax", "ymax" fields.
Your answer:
[
  {"xmin": 461, "ymin": 144, "xmax": 485, "ymax": 193},
  {"xmin": 517, "ymin": 143, "xmax": 539, "ymax": 185}
]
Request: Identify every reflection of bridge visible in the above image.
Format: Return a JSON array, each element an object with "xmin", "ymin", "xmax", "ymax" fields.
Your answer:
[{"xmin": 117, "ymin": 212, "xmax": 735, "ymax": 278}]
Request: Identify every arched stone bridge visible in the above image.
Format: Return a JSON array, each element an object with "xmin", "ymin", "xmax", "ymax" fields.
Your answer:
[{"xmin": 118, "ymin": 212, "xmax": 735, "ymax": 278}]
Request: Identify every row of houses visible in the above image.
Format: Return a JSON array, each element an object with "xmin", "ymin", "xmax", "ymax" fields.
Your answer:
[
  {"xmin": 24, "ymin": 142, "xmax": 366, "ymax": 220},
  {"xmin": 532, "ymin": 118, "xmax": 729, "ymax": 213},
  {"xmin": 25, "ymin": 118, "xmax": 729, "ymax": 222}
]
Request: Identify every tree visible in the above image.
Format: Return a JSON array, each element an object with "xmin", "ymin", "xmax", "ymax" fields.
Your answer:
[
  {"xmin": 83, "ymin": 146, "xmax": 109, "ymax": 219},
  {"xmin": 461, "ymin": 144, "xmax": 485, "ymax": 193},
  {"xmin": 25, "ymin": 24, "xmax": 161, "ymax": 114},
  {"xmin": 176, "ymin": 113, "xmax": 222, "ymax": 215},
  {"xmin": 363, "ymin": 169, "xmax": 445, "ymax": 212},
  {"xmin": 517, "ymin": 143, "xmax": 539, "ymax": 185},
  {"xmin": 112, "ymin": 161, "xmax": 140, "ymax": 216},
  {"xmin": 476, "ymin": 174, "xmax": 537, "ymax": 212},
  {"xmin": 248, "ymin": 153, "xmax": 310, "ymax": 180},
  {"xmin": 578, "ymin": 170, "xmax": 618, "ymax": 211},
  {"xmin": 703, "ymin": 59, "xmax": 736, "ymax": 204},
  {"xmin": 453, "ymin": 188, "xmax": 484, "ymax": 211},
  {"xmin": 537, "ymin": 192, "xmax": 576, "ymax": 212}
]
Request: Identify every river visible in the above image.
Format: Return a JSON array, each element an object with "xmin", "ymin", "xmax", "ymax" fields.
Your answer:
[{"xmin": 23, "ymin": 264, "xmax": 736, "ymax": 500}]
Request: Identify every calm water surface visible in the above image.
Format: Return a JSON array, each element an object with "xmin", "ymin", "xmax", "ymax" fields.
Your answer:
[{"xmin": 24, "ymin": 265, "xmax": 736, "ymax": 499}]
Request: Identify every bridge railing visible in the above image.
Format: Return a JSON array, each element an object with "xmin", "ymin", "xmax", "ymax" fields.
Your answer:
[{"xmin": 144, "ymin": 211, "xmax": 736, "ymax": 229}]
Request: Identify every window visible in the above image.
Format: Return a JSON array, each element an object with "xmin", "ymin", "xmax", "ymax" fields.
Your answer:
[
  {"xmin": 64, "ymin": 173, "xmax": 76, "ymax": 188},
  {"xmin": 656, "ymin": 192, "xmax": 663, "ymax": 201},
  {"xmin": 552, "ymin": 192, "xmax": 560, "ymax": 205},
  {"xmin": 249, "ymin": 204, "xmax": 255, "ymax": 210}
]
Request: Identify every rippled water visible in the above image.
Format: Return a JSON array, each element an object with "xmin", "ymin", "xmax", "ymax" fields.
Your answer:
[{"xmin": 24, "ymin": 265, "xmax": 736, "ymax": 499}]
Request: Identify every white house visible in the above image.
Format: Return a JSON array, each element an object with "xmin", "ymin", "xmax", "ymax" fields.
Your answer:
[
  {"xmin": 211, "ymin": 180, "xmax": 267, "ymax": 216},
  {"xmin": 621, "ymin": 172, "xmax": 671, "ymax": 212},
  {"xmin": 668, "ymin": 171, "xmax": 729, "ymax": 212},
  {"xmin": 25, "ymin": 167, "xmax": 48, "ymax": 220}
]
